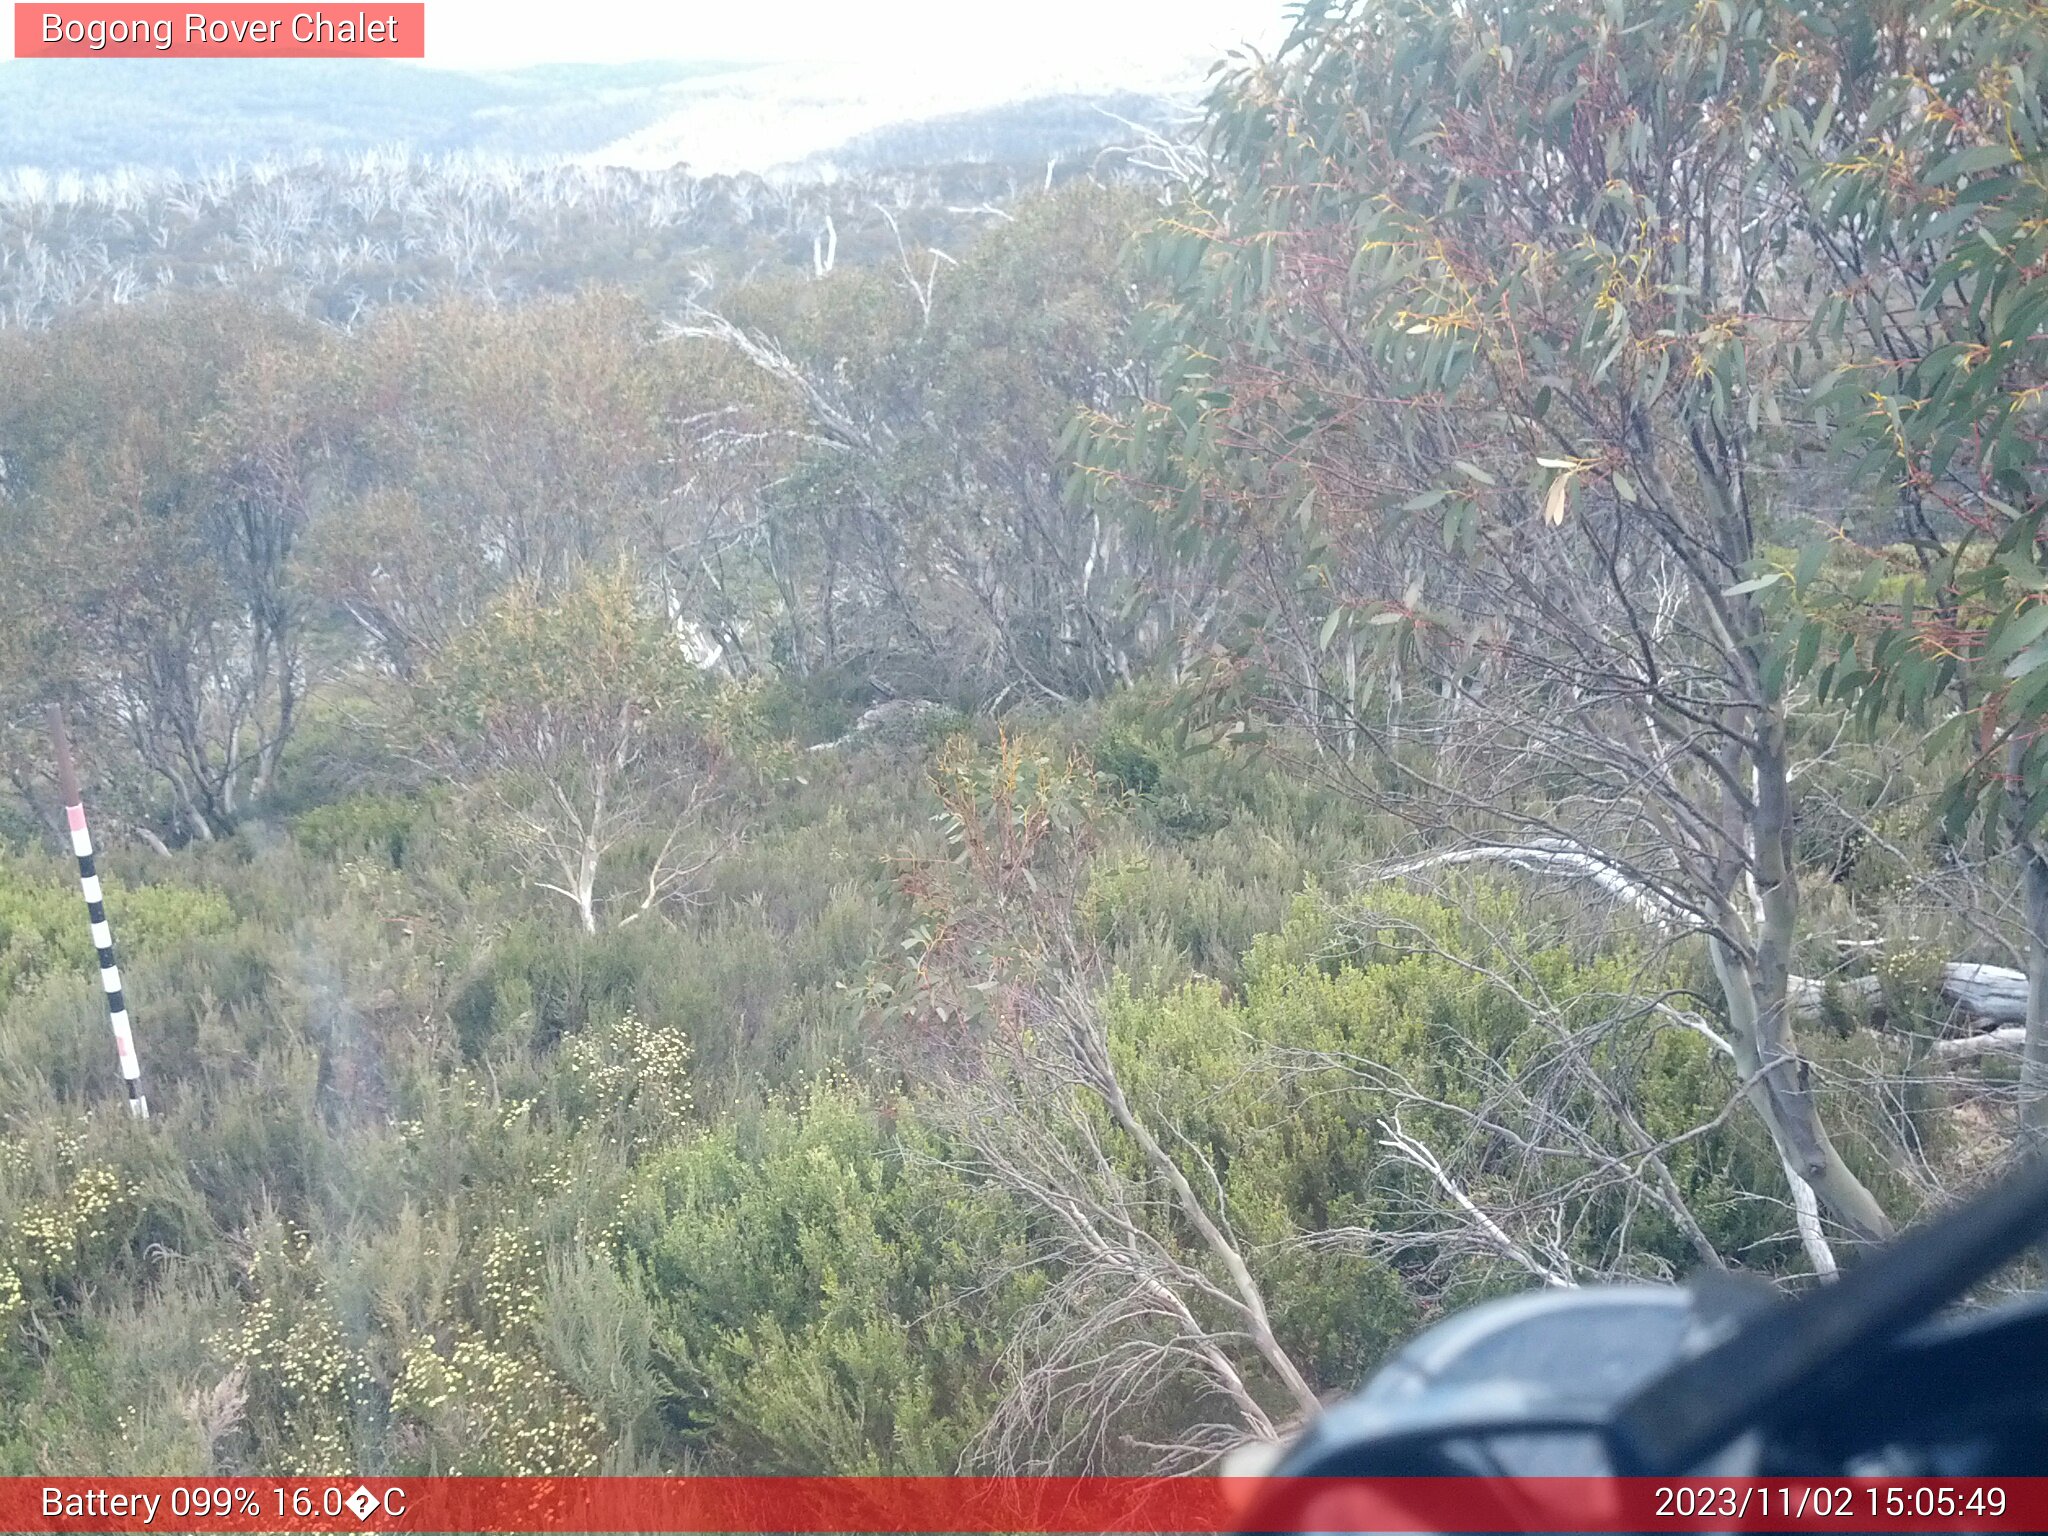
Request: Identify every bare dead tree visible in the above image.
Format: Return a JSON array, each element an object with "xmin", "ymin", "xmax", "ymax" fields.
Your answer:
[
  {"xmin": 873, "ymin": 203, "xmax": 956, "ymax": 330},
  {"xmin": 411, "ymin": 572, "xmax": 722, "ymax": 935},
  {"xmin": 667, "ymin": 305, "xmax": 881, "ymax": 456},
  {"xmin": 933, "ymin": 975, "xmax": 1318, "ymax": 1473}
]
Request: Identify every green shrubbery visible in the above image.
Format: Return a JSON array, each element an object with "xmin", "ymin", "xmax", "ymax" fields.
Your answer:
[
  {"xmin": 1110, "ymin": 883, "xmax": 1797, "ymax": 1293},
  {"xmin": 621, "ymin": 1082, "xmax": 1027, "ymax": 1473},
  {"xmin": 0, "ymin": 855, "xmax": 235, "ymax": 994},
  {"xmin": 0, "ymin": 702, "xmax": 2003, "ymax": 1472}
]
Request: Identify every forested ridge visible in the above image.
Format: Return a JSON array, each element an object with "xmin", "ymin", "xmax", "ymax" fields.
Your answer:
[{"xmin": 2, "ymin": 0, "xmax": 2045, "ymax": 1476}]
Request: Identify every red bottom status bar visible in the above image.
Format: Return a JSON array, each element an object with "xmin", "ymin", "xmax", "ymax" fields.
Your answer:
[{"xmin": 9, "ymin": 1476, "xmax": 2045, "ymax": 1533}]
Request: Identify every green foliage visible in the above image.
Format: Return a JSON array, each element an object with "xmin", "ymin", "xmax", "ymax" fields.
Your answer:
[
  {"xmin": 0, "ymin": 299, "xmax": 328, "ymax": 842},
  {"xmin": 1091, "ymin": 727, "xmax": 1162, "ymax": 799},
  {"xmin": 1762, "ymin": 1, "xmax": 2048, "ymax": 838},
  {"xmin": 1090, "ymin": 704, "xmax": 1233, "ymax": 842},
  {"xmin": 0, "ymin": 1120, "xmax": 131, "ymax": 1325},
  {"xmin": 556, "ymin": 1009, "xmax": 695, "ymax": 1152},
  {"xmin": 388, "ymin": 1226, "xmax": 608, "ymax": 1475},
  {"xmin": 620, "ymin": 1082, "xmax": 1026, "ymax": 1473},
  {"xmin": 0, "ymin": 854, "xmax": 235, "ymax": 993},
  {"xmin": 710, "ymin": 183, "xmax": 1173, "ymax": 700},
  {"xmin": 1226, "ymin": 888, "xmax": 1799, "ymax": 1281},
  {"xmin": 211, "ymin": 1221, "xmax": 372, "ymax": 1475},
  {"xmin": 1089, "ymin": 963, "xmax": 1424, "ymax": 1351},
  {"xmin": 290, "ymin": 794, "xmax": 428, "ymax": 870},
  {"xmin": 421, "ymin": 565, "xmax": 705, "ymax": 757}
]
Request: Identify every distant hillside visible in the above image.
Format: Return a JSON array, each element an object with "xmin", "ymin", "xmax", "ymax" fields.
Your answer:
[
  {"xmin": 0, "ymin": 55, "xmax": 1198, "ymax": 332},
  {"xmin": 793, "ymin": 92, "xmax": 1189, "ymax": 176},
  {"xmin": 0, "ymin": 59, "xmax": 737, "ymax": 173},
  {"xmin": 1, "ymin": 59, "xmax": 1200, "ymax": 180}
]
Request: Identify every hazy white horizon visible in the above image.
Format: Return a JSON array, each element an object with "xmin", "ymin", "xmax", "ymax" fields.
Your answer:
[
  {"xmin": 0, "ymin": 2, "xmax": 1302, "ymax": 177},
  {"xmin": 425, "ymin": 1, "xmax": 1296, "ymax": 74},
  {"xmin": 423, "ymin": 1, "xmax": 1302, "ymax": 174}
]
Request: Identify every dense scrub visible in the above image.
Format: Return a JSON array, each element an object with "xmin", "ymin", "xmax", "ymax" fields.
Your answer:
[{"xmin": 0, "ymin": 704, "xmax": 1998, "ymax": 1472}]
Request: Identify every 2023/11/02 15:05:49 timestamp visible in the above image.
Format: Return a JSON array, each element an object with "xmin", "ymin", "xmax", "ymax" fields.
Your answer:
[{"xmin": 1652, "ymin": 1483, "xmax": 2010, "ymax": 1521}]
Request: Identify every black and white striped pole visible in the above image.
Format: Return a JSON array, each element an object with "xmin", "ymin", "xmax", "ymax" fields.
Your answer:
[{"xmin": 48, "ymin": 705, "xmax": 148, "ymax": 1119}]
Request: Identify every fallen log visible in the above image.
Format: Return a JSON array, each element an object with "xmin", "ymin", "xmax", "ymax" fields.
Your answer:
[
  {"xmin": 1375, "ymin": 842, "xmax": 2034, "ymax": 1031},
  {"xmin": 1377, "ymin": 839, "xmax": 1683, "ymax": 927},
  {"xmin": 1929, "ymin": 1027, "xmax": 2028, "ymax": 1062},
  {"xmin": 1935, "ymin": 963, "xmax": 2030, "ymax": 1024},
  {"xmin": 806, "ymin": 698, "xmax": 954, "ymax": 753},
  {"xmin": 1788, "ymin": 963, "xmax": 2028, "ymax": 1028}
]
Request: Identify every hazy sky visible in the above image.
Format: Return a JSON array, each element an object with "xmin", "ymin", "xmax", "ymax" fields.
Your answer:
[{"xmin": 428, "ymin": 0, "xmax": 1296, "ymax": 74}]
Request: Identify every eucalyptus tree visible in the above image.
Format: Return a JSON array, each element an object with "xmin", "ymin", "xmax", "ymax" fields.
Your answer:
[
  {"xmin": 1774, "ymin": 0, "xmax": 2048, "ymax": 1144},
  {"xmin": 304, "ymin": 293, "xmax": 673, "ymax": 676},
  {"xmin": 0, "ymin": 298, "xmax": 328, "ymax": 843},
  {"xmin": 1081, "ymin": 0, "xmax": 1930, "ymax": 1245},
  {"xmin": 412, "ymin": 566, "xmax": 717, "ymax": 935},
  {"xmin": 678, "ymin": 186, "xmax": 1187, "ymax": 705}
]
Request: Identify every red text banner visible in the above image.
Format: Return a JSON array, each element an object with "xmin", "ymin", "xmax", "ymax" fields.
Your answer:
[
  {"xmin": 14, "ymin": 5, "xmax": 424, "ymax": 57},
  {"xmin": 4, "ymin": 1477, "xmax": 2045, "ymax": 1533}
]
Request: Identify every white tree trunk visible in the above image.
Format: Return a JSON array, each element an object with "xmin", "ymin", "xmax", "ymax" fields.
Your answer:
[{"xmin": 2023, "ymin": 844, "xmax": 2048, "ymax": 1151}]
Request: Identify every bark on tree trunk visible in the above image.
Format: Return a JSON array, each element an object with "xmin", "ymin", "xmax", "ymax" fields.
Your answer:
[
  {"xmin": 1720, "ymin": 723, "xmax": 1894, "ymax": 1243},
  {"xmin": 2022, "ymin": 840, "xmax": 2048, "ymax": 1153},
  {"xmin": 1780, "ymin": 1149, "xmax": 1838, "ymax": 1280},
  {"xmin": 1708, "ymin": 939, "xmax": 1892, "ymax": 1242},
  {"xmin": 574, "ymin": 840, "xmax": 599, "ymax": 935}
]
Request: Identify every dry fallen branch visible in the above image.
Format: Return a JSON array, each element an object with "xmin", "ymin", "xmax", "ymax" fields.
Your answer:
[
  {"xmin": 1929, "ymin": 1027, "xmax": 2029, "ymax": 1062},
  {"xmin": 1789, "ymin": 964, "xmax": 2027, "ymax": 1028},
  {"xmin": 1382, "ymin": 842, "xmax": 2030, "ymax": 1029},
  {"xmin": 1378, "ymin": 1115, "xmax": 1576, "ymax": 1289},
  {"xmin": 1378, "ymin": 839, "xmax": 1685, "ymax": 928}
]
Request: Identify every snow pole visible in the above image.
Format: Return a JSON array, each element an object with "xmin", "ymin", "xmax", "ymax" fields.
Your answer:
[{"xmin": 48, "ymin": 705, "xmax": 148, "ymax": 1118}]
